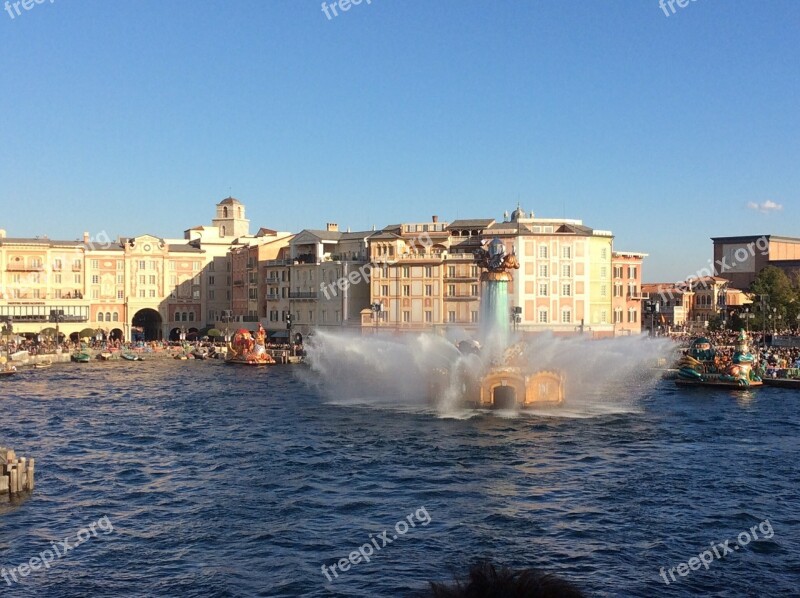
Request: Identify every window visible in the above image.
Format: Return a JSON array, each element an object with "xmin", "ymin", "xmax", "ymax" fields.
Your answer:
[
  {"xmin": 112, "ymin": 312, "xmax": 119, "ymax": 321},
  {"xmin": 91, "ymin": 275, "xmax": 99, "ymax": 284},
  {"xmin": 98, "ymin": 312, "xmax": 104, "ymax": 322},
  {"xmin": 562, "ymin": 309, "xmax": 572, "ymax": 323},
  {"xmin": 425, "ymin": 310, "xmax": 432, "ymax": 323},
  {"xmin": 562, "ymin": 246, "xmax": 571, "ymax": 259},
  {"xmin": 448, "ymin": 284, "xmax": 456, "ymax": 297},
  {"xmin": 424, "ymin": 266, "xmax": 432, "ymax": 277},
  {"xmin": 471, "ymin": 310, "xmax": 478, "ymax": 323},
  {"xmin": 149, "ymin": 289, "xmax": 156, "ymax": 298},
  {"xmin": 117, "ymin": 260, "xmax": 123, "ymax": 270},
  {"xmin": 403, "ymin": 311, "xmax": 410, "ymax": 323},
  {"xmin": 91, "ymin": 289, "xmax": 99, "ymax": 299},
  {"xmin": 403, "ymin": 284, "xmax": 411, "ymax": 296},
  {"xmin": 627, "ymin": 309, "xmax": 638, "ymax": 323},
  {"xmin": 53, "ymin": 259, "xmax": 62, "ymax": 271},
  {"xmin": 448, "ymin": 310, "xmax": 456, "ymax": 323},
  {"xmin": 539, "ymin": 264, "xmax": 548, "ymax": 277},
  {"xmin": 600, "ymin": 284, "xmax": 607, "ymax": 297},
  {"xmin": 209, "ymin": 276, "xmax": 215, "ymax": 286},
  {"xmin": 209, "ymin": 290, "xmax": 215, "ymax": 300},
  {"xmin": 149, "ymin": 275, "xmax": 156, "ymax": 284},
  {"xmin": 117, "ymin": 274, "xmax": 124, "ymax": 284},
  {"xmin": 54, "ymin": 274, "xmax": 61, "ymax": 284},
  {"xmin": 91, "ymin": 260, "xmax": 99, "ymax": 268},
  {"xmin": 381, "ymin": 284, "xmax": 389, "ymax": 296},
  {"xmin": 448, "ymin": 266, "xmax": 456, "ymax": 278},
  {"xmin": 117, "ymin": 290, "xmax": 124, "ymax": 299},
  {"xmin": 425, "ymin": 284, "xmax": 432, "ymax": 296},
  {"xmin": 471, "ymin": 284, "xmax": 478, "ymax": 296},
  {"xmin": 538, "ymin": 283, "xmax": 548, "ymax": 296},
  {"xmin": 538, "ymin": 309, "xmax": 548, "ymax": 323},
  {"xmin": 55, "ymin": 289, "xmax": 62, "ymax": 298},
  {"xmin": 105, "ymin": 312, "xmax": 111, "ymax": 321},
  {"xmin": 601, "ymin": 310, "xmax": 608, "ymax": 324},
  {"xmin": 471, "ymin": 265, "xmax": 478, "ymax": 277},
  {"xmin": 539, "ymin": 245, "xmax": 548, "ymax": 259},
  {"xmin": 139, "ymin": 275, "xmax": 145, "ymax": 284},
  {"xmin": 562, "ymin": 283, "xmax": 571, "ymax": 296},
  {"xmin": 188, "ymin": 312, "xmax": 194, "ymax": 321},
  {"xmin": 600, "ymin": 267, "xmax": 607, "ymax": 279},
  {"xmin": 601, "ymin": 248, "xmax": 608, "ymax": 260},
  {"xmin": 74, "ymin": 274, "xmax": 81, "ymax": 284},
  {"xmin": 138, "ymin": 260, "xmax": 146, "ymax": 269},
  {"xmin": 402, "ymin": 266, "xmax": 410, "ymax": 277},
  {"xmin": 562, "ymin": 264, "xmax": 571, "ymax": 278},
  {"xmin": 614, "ymin": 266, "xmax": 623, "ymax": 278}
]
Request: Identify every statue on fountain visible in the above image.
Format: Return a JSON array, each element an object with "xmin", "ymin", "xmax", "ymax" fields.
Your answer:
[{"xmin": 474, "ymin": 238, "xmax": 519, "ymax": 282}]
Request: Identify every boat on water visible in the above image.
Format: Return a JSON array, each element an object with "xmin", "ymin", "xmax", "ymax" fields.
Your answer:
[
  {"xmin": 225, "ymin": 326, "xmax": 276, "ymax": 366},
  {"xmin": 675, "ymin": 330, "xmax": 762, "ymax": 389},
  {"xmin": 121, "ymin": 353, "xmax": 144, "ymax": 362},
  {"xmin": 0, "ymin": 365, "xmax": 17, "ymax": 377},
  {"xmin": 33, "ymin": 360, "xmax": 52, "ymax": 369},
  {"xmin": 762, "ymin": 377, "xmax": 800, "ymax": 389},
  {"xmin": 97, "ymin": 352, "xmax": 113, "ymax": 361},
  {"xmin": 71, "ymin": 351, "xmax": 91, "ymax": 363}
]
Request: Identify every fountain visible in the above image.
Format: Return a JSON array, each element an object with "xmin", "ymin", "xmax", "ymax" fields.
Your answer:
[{"xmin": 429, "ymin": 238, "xmax": 565, "ymax": 409}]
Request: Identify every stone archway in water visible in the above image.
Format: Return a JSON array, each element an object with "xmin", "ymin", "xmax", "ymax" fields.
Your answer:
[{"xmin": 132, "ymin": 309, "xmax": 163, "ymax": 341}]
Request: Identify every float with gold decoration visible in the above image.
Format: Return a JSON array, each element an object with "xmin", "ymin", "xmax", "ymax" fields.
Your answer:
[
  {"xmin": 225, "ymin": 325, "xmax": 275, "ymax": 366},
  {"xmin": 676, "ymin": 330, "xmax": 762, "ymax": 388}
]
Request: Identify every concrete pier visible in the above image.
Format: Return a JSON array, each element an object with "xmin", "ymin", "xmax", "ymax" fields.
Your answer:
[{"xmin": 1, "ymin": 447, "xmax": 35, "ymax": 497}]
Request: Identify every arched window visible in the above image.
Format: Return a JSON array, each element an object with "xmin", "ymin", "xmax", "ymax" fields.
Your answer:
[
  {"xmin": 112, "ymin": 312, "xmax": 119, "ymax": 322},
  {"xmin": 238, "ymin": 208, "xmax": 242, "ymax": 218},
  {"xmin": 106, "ymin": 312, "xmax": 112, "ymax": 321},
  {"xmin": 181, "ymin": 312, "xmax": 187, "ymax": 321},
  {"xmin": 188, "ymin": 312, "xmax": 194, "ymax": 321},
  {"xmin": 223, "ymin": 207, "xmax": 228, "ymax": 218},
  {"xmin": 98, "ymin": 312, "xmax": 104, "ymax": 322},
  {"xmin": 221, "ymin": 226, "xmax": 226, "ymax": 236}
]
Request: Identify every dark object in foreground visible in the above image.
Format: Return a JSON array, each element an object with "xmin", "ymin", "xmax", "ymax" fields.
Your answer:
[{"xmin": 426, "ymin": 562, "xmax": 586, "ymax": 598}]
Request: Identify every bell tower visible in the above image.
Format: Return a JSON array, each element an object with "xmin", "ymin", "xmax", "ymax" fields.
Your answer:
[{"xmin": 212, "ymin": 197, "xmax": 250, "ymax": 238}]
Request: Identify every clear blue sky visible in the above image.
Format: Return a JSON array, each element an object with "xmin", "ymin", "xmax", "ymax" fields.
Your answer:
[{"xmin": 1, "ymin": 0, "xmax": 797, "ymax": 282}]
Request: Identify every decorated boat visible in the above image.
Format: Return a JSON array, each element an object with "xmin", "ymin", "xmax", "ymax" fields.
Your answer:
[
  {"xmin": 121, "ymin": 352, "xmax": 144, "ymax": 361},
  {"xmin": 676, "ymin": 330, "xmax": 762, "ymax": 388},
  {"xmin": 225, "ymin": 326, "xmax": 275, "ymax": 366},
  {"xmin": 762, "ymin": 377, "xmax": 800, "ymax": 389}
]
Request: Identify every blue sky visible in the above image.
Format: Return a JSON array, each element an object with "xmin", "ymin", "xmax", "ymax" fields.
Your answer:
[{"xmin": 1, "ymin": 0, "xmax": 797, "ymax": 282}]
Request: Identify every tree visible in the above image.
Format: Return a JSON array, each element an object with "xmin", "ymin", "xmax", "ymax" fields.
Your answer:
[{"xmin": 749, "ymin": 266, "xmax": 799, "ymax": 331}]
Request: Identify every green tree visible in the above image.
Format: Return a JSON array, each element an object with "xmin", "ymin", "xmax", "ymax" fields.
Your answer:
[{"xmin": 749, "ymin": 266, "xmax": 800, "ymax": 331}]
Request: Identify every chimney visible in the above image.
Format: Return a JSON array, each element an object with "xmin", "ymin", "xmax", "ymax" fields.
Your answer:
[
  {"xmin": 83, "ymin": 232, "xmax": 90, "ymax": 244},
  {"xmin": 432, "ymin": 215, "xmax": 439, "ymax": 223},
  {"xmin": 326, "ymin": 222, "xmax": 339, "ymax": 232}
]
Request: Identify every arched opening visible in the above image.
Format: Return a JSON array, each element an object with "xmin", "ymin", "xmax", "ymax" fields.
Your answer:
[
  {"xmin": 132, "ymin": 308, "xmax": 163, "ymax": 341},
  {"xmin": 186, "ymin": 327, "xmax": 199, "ymax": 340},
  {"xmin": 110, "ymin": 328, "xmax": 124, "ymax": 341},
  {"xmin": 169, "ymin": 327, "xmax": 182, "ymax": 341},
  {"xmin": 223, "ymin": 207, "xmax": 228, "ymax": 218},
  {"xmin": 69, "ymin": 332, "xmax": 80, "ymax": 343},
  {"xmin": 492, "ymin": 385, "xmax": 518, "ymax": 409}
]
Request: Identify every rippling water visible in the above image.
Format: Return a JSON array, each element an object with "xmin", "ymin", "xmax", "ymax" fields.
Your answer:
[{"xmin": 1, "ymin": 359, "xmax": 799, "ymax": 597}]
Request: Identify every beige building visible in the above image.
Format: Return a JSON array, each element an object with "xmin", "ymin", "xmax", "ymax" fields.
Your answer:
[{"xmin": 361, "ymin": 217, "xmax": 486, "ymax": 334}]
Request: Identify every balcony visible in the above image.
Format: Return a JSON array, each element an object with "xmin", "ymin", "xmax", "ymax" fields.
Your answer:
[
  {"xmin": 265, "ymin": 276, "xmax": 280, "ymax": 284},
  {"xmin": 6, "ymin": 264, "xmax": 45, "ymax": 272},
  {"xmin": 444, "ymin": 293, "xmax": 479, "ymax": 301},
  {"xmin": 627, "ymin": 291, "xmax": 648, "ymax": 300},
  {"xmin": 444, "ymin": 275, "xmax": 477, "ymax": 281},
  {"xmin": 72, "ymin": 265, "xmax": 82, "ymax": 271},
  {"xmin": 288, "ymin": 292, "xmax": 318, "ymax": 300},
  {"xmin": 265, "ymin": 293, "xmax": 280, "ymax": 301}
]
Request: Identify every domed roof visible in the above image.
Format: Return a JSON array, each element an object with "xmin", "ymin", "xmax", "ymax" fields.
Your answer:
[
  {"xmin": 510, "ymin": 204, "xmax": 526, "ymax": 221},
  {"xmin": 218, "ymin": 196, "xmax": 242, "ymax": 206}
]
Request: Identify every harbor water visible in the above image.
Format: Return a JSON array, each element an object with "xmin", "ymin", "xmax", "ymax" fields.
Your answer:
[{"xmin": 0, "ymin": 359, "xmax": 798, "ymax": 596}]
